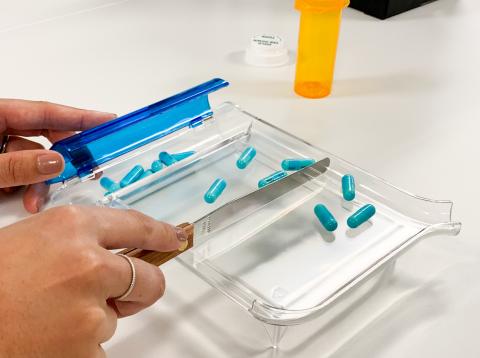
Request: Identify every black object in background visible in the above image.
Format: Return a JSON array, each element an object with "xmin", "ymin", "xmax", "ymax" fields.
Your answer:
[{"xmin": 349, "ymin": 0, "xmax": 437, "ymax": 19}]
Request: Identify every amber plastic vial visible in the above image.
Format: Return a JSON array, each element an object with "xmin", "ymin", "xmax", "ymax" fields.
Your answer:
[{"xmin": 294, "ymin": 0, "xmax": 349, "ymax": 98}]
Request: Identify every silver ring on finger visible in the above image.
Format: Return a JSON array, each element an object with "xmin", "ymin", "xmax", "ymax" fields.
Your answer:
[
  {"xmin": 115, "ymin": 254, "xmax": 136, "ymax": 301},
  {"xmin": 0, "ymin": 135, "xmax": 10, "ymax": 154}
]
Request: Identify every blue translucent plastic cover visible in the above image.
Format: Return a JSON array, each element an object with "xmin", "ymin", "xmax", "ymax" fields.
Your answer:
[{"xmin": 47, "ymin": 78, "xmax": 229, "ymax": 184}]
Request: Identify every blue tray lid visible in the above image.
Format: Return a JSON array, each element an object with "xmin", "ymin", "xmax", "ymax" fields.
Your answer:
[{"xmin": 47, "ymin": 78, "xmax": 229, "ymax": 184}]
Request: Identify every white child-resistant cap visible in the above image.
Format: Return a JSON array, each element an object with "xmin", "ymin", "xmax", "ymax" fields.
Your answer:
[{"xmin": 245, "ymin": 34, "xmax": 289, "ymax": 67}]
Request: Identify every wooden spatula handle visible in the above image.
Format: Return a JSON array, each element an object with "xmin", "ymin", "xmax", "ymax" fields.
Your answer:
[{"xmin": 118, "ymin": 223, "xmax": 193, "ymax": 266}]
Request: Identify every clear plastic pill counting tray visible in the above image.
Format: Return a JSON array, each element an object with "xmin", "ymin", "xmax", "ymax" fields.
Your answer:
[{"xmin": 45, "ymin": 79, "xmax": 461, "ymax": 348}]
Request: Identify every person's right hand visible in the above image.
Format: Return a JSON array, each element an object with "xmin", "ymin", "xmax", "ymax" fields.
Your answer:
[{"xmin": 0, "ymin": 206, "xmax": 188, "ymax": 358}]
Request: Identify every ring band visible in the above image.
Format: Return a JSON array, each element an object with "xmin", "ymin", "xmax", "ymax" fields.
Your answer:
[
  {"xmin": 0, "ymin": 135, "xmax": 9, "ymax": 154},
  {"xmin": 115, "ymin": 254, "xmax": 136, "ymax": 301}
]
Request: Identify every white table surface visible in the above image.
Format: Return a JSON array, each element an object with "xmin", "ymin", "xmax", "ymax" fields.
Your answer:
[{"xmin": 1, "ymin": 0, "xmax": 479, "ymax": 357}]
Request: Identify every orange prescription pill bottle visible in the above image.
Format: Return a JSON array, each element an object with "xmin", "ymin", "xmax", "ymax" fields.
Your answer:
[{"xmin": 294, "ymin": 0, "xmax": 350, "ymax": 98}]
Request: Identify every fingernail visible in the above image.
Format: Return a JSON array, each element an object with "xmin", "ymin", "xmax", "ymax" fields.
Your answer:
[
  {"xmin": 35, "ymin": 197, "xmax": 44, "ymax": 212},
  {"xmin": 24, "ymin": 183, "xmax": 49, "ymax": 214},
  {"xmin": 175, "ymin": 227, "xmax": 188, "ymax": 241},
  {"xmin": 36, "ymin": 154, "xmax": 63, "ymax": 175},
  {"xmin": 175, "ymin": 227, "xmax": 189, "ymax": 252},
  {"xmin": 93, "ymin": 110, "xmax": 117, "ymax": 118},
  {"xmin": 178, "ymin": 240, "xmax": 189, "ymax": 252}
]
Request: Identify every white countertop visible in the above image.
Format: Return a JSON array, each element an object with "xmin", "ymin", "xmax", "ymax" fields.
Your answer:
[{"xmin": 1, "ymin": 0, "xmax": 479, "ymax": 357}]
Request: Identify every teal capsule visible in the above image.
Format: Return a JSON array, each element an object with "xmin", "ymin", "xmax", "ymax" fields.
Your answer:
[
  {"xmin": 139, "ymin": 169, "xmax": 153, "ymax": 179},
  {"xmin": 151, "ymin": 160, "xmax": 164, "ymax": 172},
  {"xmin": 171, "ymin": 151, "xmax": 196, "ymax": 161},
  {"xmin": 204, "ymin": 178, "xmax": 227, "ymax": 204},
  {"xmin": 120, "ymin": 165, "xmax": 144, "ymax": 187},
  {"xmin": 342, "ymin": 174, "xmax": 355, "ymax": 201},
  {"xmin": 159, "ymin": 152, "xmax": 177, "ymax": 166},
  {"xmin": 236, "ymin": 146, "xmax": 257, "ymax": 169},
  {"xmin": 314, "ymin": 204, "xmax": 338, "ymax": 232},
  {"xmin": 347, "ymin": 204, "xmax": 376, "ymax": 229},
  {"xmin": 99, "ymin": 176, "xmax": 120, "ymax": 192},
  {"xmin": 281, "ymin": 158, "xmax": 315, "ymax": 171},
  {"xmin": 258, "ymin": 170, "xmax": 288, "ymax": 188}
]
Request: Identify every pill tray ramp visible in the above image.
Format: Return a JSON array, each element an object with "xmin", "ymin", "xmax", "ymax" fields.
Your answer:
[
  {"xmin": 46, "ymin": 101, "xmax": 461, "ymax": 346},
  {"xmin": 173, "ymin": 105, "xmax": 460, "ymax": 324}
]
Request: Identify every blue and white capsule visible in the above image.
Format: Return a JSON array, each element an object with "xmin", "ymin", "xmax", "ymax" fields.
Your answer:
[
  {"xmin": 151, "ymin": 160, "xmax": 163, "ymax": 172},
  {"xmin": 159, "ymin": 152, "xmax": 177, "ymax": 166},
  {"xmin": 281, "ymin": 158, "xmax": 315, "ymax": 171},
  {"xmin": 120, "ymin": 165, "xmax": 144, "ymax": 187},
  {"xmin": 314, "ymin": 204, "xmax": 338, "ymax": 232},
  {"xmin": 347, "ymin": 204, "xmax": 376, "ymax": 229},
  {"xmin": 342, "ymin": 174, "xmax": 355, "ymax": 201},
  {"xmin": 204, "ymin": 178, "xmax": 227, "ymax": 204},
  {"xmin": 171, "ymin": 151, "xmax": 196, "ymax": 161},
  {"xmin": 236, "ymin": 146, "xmax": 257, "ymax": 169},
  {"xmin": 258, "ymin": 170, "xmax": 288, "ymax": 188},
  {"xmin": 100, "ymin": 176, "xmax": 120, "ymax": 192}
]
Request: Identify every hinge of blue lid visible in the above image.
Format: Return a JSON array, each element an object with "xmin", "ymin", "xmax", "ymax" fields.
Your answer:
[{"xmin": 47, "ymin": 78, "xmax": 229, "ymax": 184}]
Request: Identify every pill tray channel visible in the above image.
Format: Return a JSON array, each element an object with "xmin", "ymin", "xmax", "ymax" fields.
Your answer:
[{"xmin": 46, "ymin": 79, "xmax": 461, "ymax": 348}]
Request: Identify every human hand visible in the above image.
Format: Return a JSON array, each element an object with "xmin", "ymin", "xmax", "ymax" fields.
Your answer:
[
  {"xmin": 0, "ymin": 206, "xmax": 188, "ymax": 357},
  {"xmin": 0, "ymin": 99, "xmax": 116, "ymax": 213}
]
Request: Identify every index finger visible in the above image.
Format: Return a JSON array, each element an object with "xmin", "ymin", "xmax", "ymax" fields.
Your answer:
[
  {"xmin": 0, "ymin": 99, "xmax": 116, "ymax": 133},
  {"xmin": 56, "ymin": 206, "xmax": 188, "ymax": 252}
]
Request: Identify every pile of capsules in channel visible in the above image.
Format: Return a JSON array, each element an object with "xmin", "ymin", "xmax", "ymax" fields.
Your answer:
[{"xmin": 100, "ymin": 146, "xmax": 375, "ymax": 232}]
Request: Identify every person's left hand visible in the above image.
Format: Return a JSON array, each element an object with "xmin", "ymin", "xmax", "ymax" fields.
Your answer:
[{"xmin": 0, "ymin": 99, "xmax": 116, "ymax": 213}]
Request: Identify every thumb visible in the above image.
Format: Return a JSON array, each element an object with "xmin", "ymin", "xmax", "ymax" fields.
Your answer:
[{"xmin": 0, "ymin": 150, "xmax": 64, "ymax": 187}]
